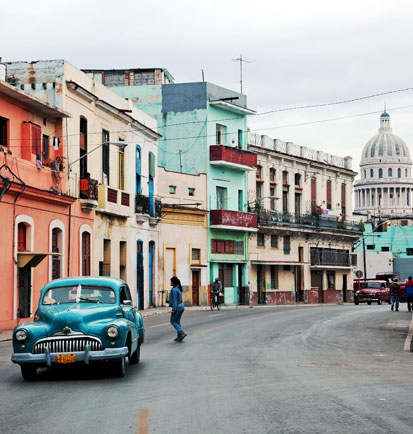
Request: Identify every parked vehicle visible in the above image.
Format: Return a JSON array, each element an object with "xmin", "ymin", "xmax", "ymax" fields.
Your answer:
[
  {"xmin": 11, "ymin": 277, "xmax": 144, "ymax": 380},
  {"xmin": 354, "ymin": 280, "xmax": 390, "ymax": 305}
]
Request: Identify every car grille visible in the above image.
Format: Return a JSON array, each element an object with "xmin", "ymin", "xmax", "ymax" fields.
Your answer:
[{"xmin": 32, "ymin": 336, "xmax": 103, "ymax": 354}]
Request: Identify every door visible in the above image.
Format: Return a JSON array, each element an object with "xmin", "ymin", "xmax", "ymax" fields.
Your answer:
[
  {"xmin": 257, "ymin": 264, "xmax": 265, "ymax": 304},
  {"xmin": 342, "ymin": 274, "xmax": 347, "ymax": 302},
  {"xmin": 311, "ymin": 270, "xmax": 323, "ymax": 303},
  {"xmin": 148, "ymin": 241, "xmax": 154, "ymax": 306},
  {"xmin": 192, "ymin": 271, "xmax": 200, "ymax": 306},
  {"xmin": 18, "ymin": 265, "xmax": 31, "ymax": 318},
  {"xmin": 296, "ymin": 247, "xmax": 304, "ymax": 302},
  {"xmin": 149, "ymin": 178, "xmax": 154, "ymax": 216},
  {"xmin": 136, "ymin": 241, "xmax": 144, "ymax": 310}
]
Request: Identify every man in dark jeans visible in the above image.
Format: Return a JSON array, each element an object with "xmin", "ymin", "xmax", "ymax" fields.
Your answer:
[
  {"xmin": 390, "ymin": 278, "xmax": 401, "ymax": 311},
  {"xmin": 211, "ymin": 278, "xmax": 222, "ymax": 305},
  {"xmin": 405, "ymin": 276, "xmax": 413, "ymax": 312}
]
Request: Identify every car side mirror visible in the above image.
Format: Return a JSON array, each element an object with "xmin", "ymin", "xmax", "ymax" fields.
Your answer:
[{"xmin": 122, "ymin": 300, "xmax": 132, "ymax": 306}]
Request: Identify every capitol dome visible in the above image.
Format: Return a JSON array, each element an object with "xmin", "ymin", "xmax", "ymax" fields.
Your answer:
[
  {"xmin": 354, "ymin": 111, "xmax": 413, "ymax": 216},
  {"xmin": 360, "ymin": 111, "xmax": 411, "ymax": 165}
]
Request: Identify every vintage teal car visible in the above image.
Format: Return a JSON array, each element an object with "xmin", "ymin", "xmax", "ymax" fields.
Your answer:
[{"xmin": 11, "ymin": 277, "xmax": 144, "ymax": 380}]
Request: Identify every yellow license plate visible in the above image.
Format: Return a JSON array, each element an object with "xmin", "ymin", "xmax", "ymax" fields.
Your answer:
[
  {"xmin": 363, "ymin": 298, "xmax": 368, "ymax": 301},
  {"xmin": 56, "ymin": 354, "xmax": 76, "ymax": 364}
]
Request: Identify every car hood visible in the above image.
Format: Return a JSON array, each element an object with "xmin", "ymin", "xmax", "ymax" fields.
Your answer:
[
  {"xmin": 38, "ymin": 303, "xmax": 121, "ymax": 335},
  {"xmin": 357, "ymin": 289, "xmax": 378, "ymax": 294}
]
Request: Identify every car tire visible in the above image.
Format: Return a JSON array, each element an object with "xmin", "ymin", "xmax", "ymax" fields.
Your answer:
[
  {"xmin": 378, "ymin": 297, "xmax": 382, "ymax": 305},
  {"xmin": 112, "ymin": 357, "xmax": 126, "ymax": 378},
  {"xmin": 367, "ymin": 301, "xmax": 372, "ymax": 305},
  {"xmin": 20, "ymin": 364, "xmax": 37, "ymax": 381},
  {"xmin": 354, "ymin": 301, "xmax": 359, "ymax": 305},
  {"xmin": 129, "ymin": 345, "xmax": 140, "ymax": 365}
]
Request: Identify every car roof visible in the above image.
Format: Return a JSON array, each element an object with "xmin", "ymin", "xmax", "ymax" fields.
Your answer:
[{"xmin": 42, "ymin": 276, "xmax": 126, "ymax": 292}]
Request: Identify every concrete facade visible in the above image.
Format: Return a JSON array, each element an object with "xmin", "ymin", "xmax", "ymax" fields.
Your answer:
[
  {"xmin": 6, "ymin": 60, "xmax": 161, "ymax": 309},
  {"xmin": 248, "ymin": 132, "xmax": 361, "ymax": 304}
]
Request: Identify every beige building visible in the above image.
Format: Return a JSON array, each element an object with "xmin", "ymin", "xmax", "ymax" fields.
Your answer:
[
  {"xmin": 7, "ymin": 60, "xmax": 160, "ymax": 308},
  {"xmin": 157, "ymin": 168, "xmax": 209, "ymax": 306},
  {"xmin": 247, "ymin": 133, "xmax": 362, "ymax": 304}
]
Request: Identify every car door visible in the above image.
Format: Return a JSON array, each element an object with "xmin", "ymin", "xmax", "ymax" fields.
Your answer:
[{"xmin": 120, "ymin": 285, "xmax": 138, "ymax": 342}]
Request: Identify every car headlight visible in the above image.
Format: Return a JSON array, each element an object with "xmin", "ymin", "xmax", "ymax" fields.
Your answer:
[
  {"xmin": 371, "ymin": 292, "xmax": 376, "ymax": 297},
  {"xmin": 107, "ymin": 325, "xmax": 119, "ymax": 339},
  {"xmin": 15, "ymin": 329, "xmax": 28, "ymax": 342}
]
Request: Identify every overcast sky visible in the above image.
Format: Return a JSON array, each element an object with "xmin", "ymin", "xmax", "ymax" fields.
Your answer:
[{"xmin": 2, "ymin": 0, "xmax": 413, "ymax": 176}]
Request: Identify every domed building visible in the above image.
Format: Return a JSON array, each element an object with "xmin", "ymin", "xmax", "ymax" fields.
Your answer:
[{"xmin": 354, "ymin": 111, "xmax": 413, "ymax": 216}]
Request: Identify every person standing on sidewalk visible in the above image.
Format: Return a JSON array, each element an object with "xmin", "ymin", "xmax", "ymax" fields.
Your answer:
[
  {"xmin": 169, "ymin": 276, "xmax": 187, "ymax": 342},
  {"xmin": 390, "ymin": 278, "xmax": 401, "ymax": 311},
  {"xmin": 405, "ymin": 276, "xmax": 413, "ymax": 312}
]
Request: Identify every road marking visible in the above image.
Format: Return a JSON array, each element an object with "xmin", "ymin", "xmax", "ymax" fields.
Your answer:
[
  {"xmin": 137, "ymin": 408, "xmax": 148, "ymax": 434},
  {"xmin": 209, "ymin": 313, "xmax": 224, "ymax": 317},
  {"xmin": 148, "ymin": 323, "xmax": 170, "ymax": 328},
  {"xmin": 404, "ymin": 313, "xmax": 413, "ymax": 351}
]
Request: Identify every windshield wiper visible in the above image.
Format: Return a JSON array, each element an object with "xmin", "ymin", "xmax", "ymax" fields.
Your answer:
[{"xmin": 78, "ymin": 297, "xmax": 99, "ymax": 303}]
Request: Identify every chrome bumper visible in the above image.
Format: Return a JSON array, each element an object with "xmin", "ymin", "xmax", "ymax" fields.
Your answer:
[{"xmin": 11, "ymin": 345, "xmax": 128, "ymax": 366}]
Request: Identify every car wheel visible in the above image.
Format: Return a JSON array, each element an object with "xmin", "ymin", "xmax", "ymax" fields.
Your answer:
[
  {"xmin": 129, "ymin": 345, "xmax": 140, "ymax": 365},
  {"xmin": 112, "ymin": 357, "xmax": 126, "ymax": 378},
  {"xmin": 20, "ymin": 364, "xmax": 37, "ymax": 381},
  {"xmin": 367, "ymin": 301, "xmax": 372, "ymax": 305},
  {"xmin": 378, "ymin": 297, "xmax": 382, "ymax": 305},
  {"xmin": 354, "ymin": 301, "xmax": 359, "ymax": 305}
]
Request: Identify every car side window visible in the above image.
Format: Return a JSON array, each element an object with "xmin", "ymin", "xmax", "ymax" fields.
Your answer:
[
  {"xmin": 124, "ymin": 285, "xmax": 132, "ymax": 302},
  {"xmin": 119, "ymin": 287, "xmax": 128, "ymax": 304}
]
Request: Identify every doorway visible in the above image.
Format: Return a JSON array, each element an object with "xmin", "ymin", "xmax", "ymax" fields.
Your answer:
[
  {"xmin": 136, "ymin": 241, "xmax": 144, "ymax": 310},
  {"xmin": 18, "ymin": 265, "xmax": 31, "ymax": 318},
  {"xmin": 342, "ymin": 274, "xmax": 347, "ymax": 302},
  {"xmin": 257, "ymin": 264, "xmax": 265, "ymax": 304},
  {"xmin": 192, "ymin": 271, "xmax": 200, "ymax": 306},
  {"xmin": 311, "ymin": 270, "xmax": 323, "ymax": 303}
]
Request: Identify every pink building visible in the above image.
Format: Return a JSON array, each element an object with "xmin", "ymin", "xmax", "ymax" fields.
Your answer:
[{"xmin": 0, "ymin": 80, "xmax": 94, "ymax": 330}]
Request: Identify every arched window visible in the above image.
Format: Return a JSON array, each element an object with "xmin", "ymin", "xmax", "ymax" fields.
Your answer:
[
  {"xmin": 80, "ymin": 224, "xmax": 92, "ymax": 276},
  {"xmin": 370, "ymin": 169, "xmax": 374, "ymax": 178},
  {"xmin": 49, "ymin": 220, "xmax": 65, "ymax": 281},
  {"xmin": 363, "ymin": 169, "xmax": 366, "ymax": 178},
  {"xmin": 80, "ymin": 117, "xmax": 88, "ymax": 179},
  {"xmin": 388, "ymin": 168, "xmax": 393, "ymax": 177},
  {"xmin": 398, "ymin": 168, "xmax": 401, "ymax": 178},
  {"xmin": 379, "ymin": 168, "xmax": 383, "ymax": 178}
]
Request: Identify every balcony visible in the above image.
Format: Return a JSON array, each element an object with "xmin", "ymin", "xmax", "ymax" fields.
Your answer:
[
  {"xmin": 210, "ymin": 209, "xmax": 257, "ymax": 231},
  {"xmin": 210, "ymin": 145, "xmax": 257, "ymax": 171},
  {"xmin": 310, "ymin": 247, "xmax": 351, "ymax": 267},
  {"xmin": 79, "ymin": 178, "xmax": 98, "ymax": 211},
  {"xmin": 257, "ymin": 210, "xmax": 362, "ymax": 233},
  {"xmin": 135, "ymin": 194, "xmax": 162, "ymax": 224}
]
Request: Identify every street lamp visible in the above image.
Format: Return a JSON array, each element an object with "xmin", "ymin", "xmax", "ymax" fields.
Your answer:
[{"xmin": 68, "ymin": 141, "xmax": 128, "ymax": 171}]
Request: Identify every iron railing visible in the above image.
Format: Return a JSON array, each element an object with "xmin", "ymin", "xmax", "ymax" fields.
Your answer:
[{"xmin": 135, "ymin": 194, "xmax": 162, "ymax": 218}]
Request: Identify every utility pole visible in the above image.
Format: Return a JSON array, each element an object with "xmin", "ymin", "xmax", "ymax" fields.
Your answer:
[
  {"xmin": 362, "ymin": 236, "xmax": 367, "ymax": 282},
  {"xmin": 232, "ymin": 54, "xmax": 250, "ymax": 94}
]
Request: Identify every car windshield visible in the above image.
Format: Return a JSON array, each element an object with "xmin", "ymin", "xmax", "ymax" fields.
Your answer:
[
  {"xmin": 366, "ymin": 283, "xmax": 381, "ymax": 289},
  {"xmin": 42, "ymin": 285, "xmax": 116, "ymax": 305}
]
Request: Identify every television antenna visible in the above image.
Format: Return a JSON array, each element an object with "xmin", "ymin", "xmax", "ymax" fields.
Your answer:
[{"xmin": 232, "ymin": 54, "xmax": 251, "ymax": 94}]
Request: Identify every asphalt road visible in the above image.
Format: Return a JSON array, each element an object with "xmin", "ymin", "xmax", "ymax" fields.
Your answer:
[{"xmin": 1, "ymin": 304, "xmax": 413, "ymax": 434}]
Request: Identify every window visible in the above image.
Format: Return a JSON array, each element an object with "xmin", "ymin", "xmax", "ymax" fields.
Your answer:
[
  {"xmin": 269, "ymin": 168, "xmax": 276, "ymax": 183},
  {"xmin": 31, "ymin": 124, "xmax": 41, "ymax": 155},
  {"xmin": 271, "ymin": 234, "xmax": 278, "ymax": 248},
  {"xmin": 169, "ymin": 185, "xmax": 176, "ymax": 194},
  {"xmin": 17, "ymin": 223, "xmax": 27, "ymax": 251},
  {"xmin": 257, "ymin": 233, "xmax": 265, "ymax": 247},
  {"xmin": 238, "ymin": 190, "xmax": 243, "ymax": 211},
  {"xmin": 118, "ymin": 147, "xmax": 125, "ymax": 190},
  {"xmin": 136, "ymin": 145, "xmax": 142, "ymax": 194},
  {"xmin": 370, "ymin": 169, "xmax": 374, "ymax": 178},
  {"xmin": 381, "ymin": 246, "xmax": 390, "ymax": 252},
  {"xmin": 42, "ymin": 134, "xmax": 49, "ymax": 164},
  {"xmin": 102, "ymin": 239, "xmax": 111, "ymax": 276},
  {"xmin": 222, "ymin": 263, "xmax": 233, "ymax": 287},
  {"xmin": 326, "ymin": 180, "xmax": 332, "ymax": 209},
  {"xmin": 216, "ymin": 124, "xmax": 226, "ymax": 145},
  {"xmin": 363, "ymin": 169, "xmax": 366, "ymax": 178},
  {"xmin": 149, "ymin": 152, "xmax": 155, "ymax": 179},
  {"xmin": 102, "ymin": 129, "xmax": 110, "ymax": 184},
  {"xmin": 271, "ymin": 265, "xmax": 278, "ymax": 289},
  {"xmin": 234, "ymin": 241, "xmax": 244, "ymax": 255},
  {"xmin": 0, "ymin": 116, "xmax": 8, "ymax": 147},
  {"xmin": 192, "ymin": 248, "xmax": 200, "ymax": 262},
  {"xmin": 367, "ymin": 245, "xmax": 375, "ymax": 250},
  {"xmin": 238, "ymin": 129, "xmax": 243, "ymax": 148},
  {"xmin": 270, "ymin": 187, "xmax": 276, "ymax": 210},
  {"xmin": 51, "ymin": 227, "xmax": 62, "ymax": 280},
  {"xmin": 311, "ymin": 178, "xmax": 317, "ymax": 211},
  {"xmin": 216, "ymin": 187, "xmax": 227, "ymax": 209},
  {"xmin": 388, "ymin": 168, "xmax": 392, "ymax": 177},
  {"xmin": 283, "ymin": 236, "xmax": 291, "ymax": 254},
  {"xmin": 398, "ymin": 168, "xmax": 401, "ymax": 178},
  {"xmin": 294, "ymin": 173, "xmax": 301, "ymax": 187},
  {"xmin": 405, "ymin": 169, "xmax": 408, "ymax": 177},
  {"xmin": 327, "ymin": 271, "xmax": 335, "ymax": 289},
  {"xmin": 211, "ymin": 239, "xmax": 237, "ymax": 255},
  {"xmin": 379, "ymin": 168, "xmax": 383, "ymax": 178},
  {"xmin": 80, "ymin": 117, "xmax": 88, "ymax": 178},
  {"xmin": 282, "ymin": 171, "xmax": 289, "ymax": 185},
  {"xmin": 224, "ymin": 240, "xmax": 234, "ymax": 253},
  {"xmin": 188, "ymin": 188, "xmax": 195, "ymax": 196},
  {"xmin": 406, "ymin": 248, "xmax": 413, "ymax": 256},
  {"xmin": 256, "ymin": 165, "xmax": 262, "ymax": 179},
  {"xmin": 80, "ymin": 226, "xmax": 91, "ymax": 276},
  {"xmin": 341, "ymin": 183, "xmax": 346, "ymax": 215}
]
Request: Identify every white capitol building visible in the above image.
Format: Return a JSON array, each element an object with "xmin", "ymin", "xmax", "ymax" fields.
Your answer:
[{"xmin": 354, "ymin": 111, "xmax": 413, "ymax": 216}]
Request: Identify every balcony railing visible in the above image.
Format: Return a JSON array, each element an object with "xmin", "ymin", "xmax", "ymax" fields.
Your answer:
[
  {"xmin": 257, "ymin": 210, "xmax": 362, "ymax": 232},
  {"xmin": 210, "ymin": 209, "xmax": 257, "ymax": 230},
  {"xmin": 79, "ymin": 178, "xmax": 98, "ymax": 211},
  {"xmin": 310, "ymin": 248, "xmax": 351, "ymax": 267},
  {"xmin": 210, "ymin": 145, "xmax": 257, "ymax": 170},
  {"xmin": 135, "ymin": 194, "xmax": 162, "ymax": 218}
]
